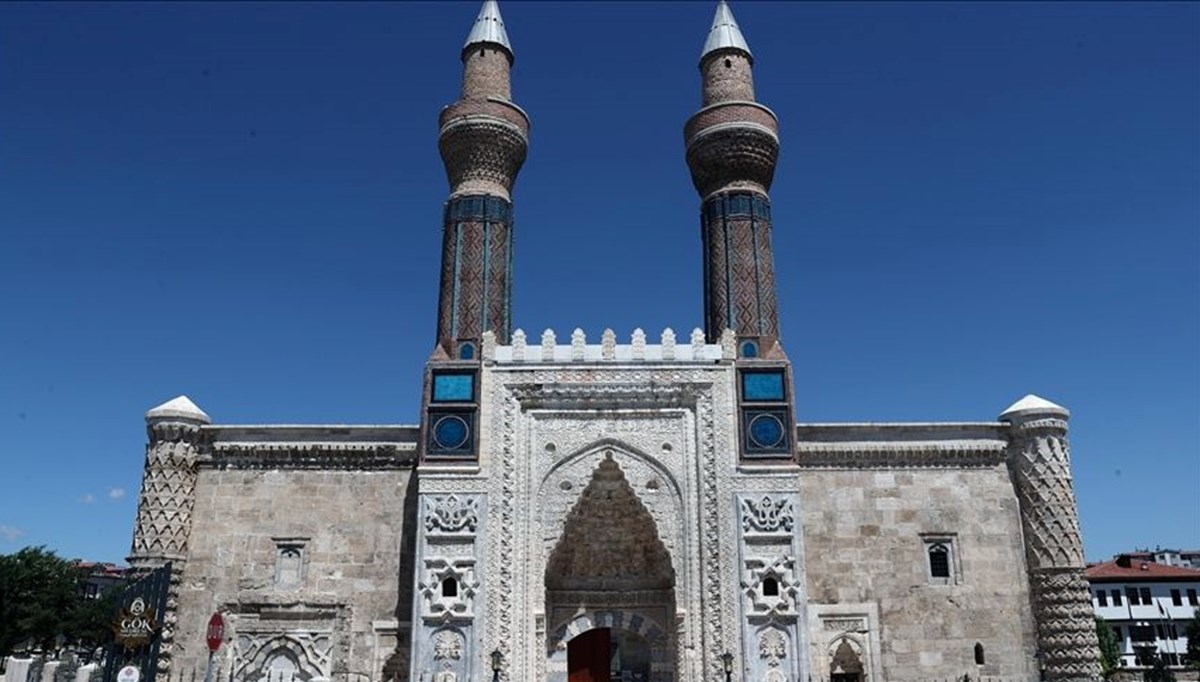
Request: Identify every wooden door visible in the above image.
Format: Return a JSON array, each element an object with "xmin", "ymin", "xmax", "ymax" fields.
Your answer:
[{"xmin": 568, "ymin": 628, "xmax": 611, "ymax": 682}]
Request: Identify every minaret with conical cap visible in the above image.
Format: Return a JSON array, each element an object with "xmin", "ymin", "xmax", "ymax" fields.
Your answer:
[
  {"xmin": 435, "ymin": 0, "xmax": 529, "ymax": 357},
  {"xmin": 685, "ymin": 1, "xmax": 782, "ymax": 356}
]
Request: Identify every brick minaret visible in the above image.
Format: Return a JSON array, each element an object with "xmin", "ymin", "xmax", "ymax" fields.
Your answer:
[
  {"xmin": 435, "ymin": 0, "xmax": 529, "ymax": 358},
  {"xmin": 685, "ymin": 1, "xmax": 781, "ymax": 356}
]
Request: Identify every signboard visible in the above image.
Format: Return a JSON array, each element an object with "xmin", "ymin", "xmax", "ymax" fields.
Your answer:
[
  {"xmin": 112, "ymin": 597, "xmax": 161, "ymax": 650},
  {"xmin": 117, "ymin": 666, "xmax": 140, "ymax": 682},
  {"xmin": 206, "ymin": 612, "xmax": 225, "ymax": 652}
]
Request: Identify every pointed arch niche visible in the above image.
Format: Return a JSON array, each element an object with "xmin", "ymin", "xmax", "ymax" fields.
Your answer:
[{"xmin": 543, "ymin": 453, "xmax": 678, "ymax": 682}]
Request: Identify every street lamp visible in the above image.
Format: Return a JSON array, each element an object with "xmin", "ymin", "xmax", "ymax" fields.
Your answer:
[
  {"xmin": 721, "ymin": 651, "xmax": 734, "ymax": 682},
  {"xmin": 490, "ymin": 649, "xmax": 503, "ymax": 682}
]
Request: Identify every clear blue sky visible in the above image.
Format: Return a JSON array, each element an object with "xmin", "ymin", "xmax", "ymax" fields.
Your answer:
[{"xmin": 0, "ymin": 2, "xmax": 1196, "ymax": 565}]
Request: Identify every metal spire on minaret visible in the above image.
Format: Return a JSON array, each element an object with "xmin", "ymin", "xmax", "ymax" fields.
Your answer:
[
  {"xmin": 701, "ymin": 0, "xmax": 752, "ymax": 61},
  {"xmin": 463, "ymin": 0, "xmax": 512, "ymax": 56}
]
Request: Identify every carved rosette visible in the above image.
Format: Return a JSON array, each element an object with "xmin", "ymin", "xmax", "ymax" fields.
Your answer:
[{"xmin": 1006, "ymin": 410, "xmax": 1101, "ymax": 681}]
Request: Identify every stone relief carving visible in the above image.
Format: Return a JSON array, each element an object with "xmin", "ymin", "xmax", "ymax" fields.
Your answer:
[
  {"xmin": 822, "ymin": 618, "xmax": 866, "ymax": 633},
  {"xmin": 742, "ymin": 556, "xmax": 799, "ymax": 617},
  {"xmin": 425, "ymin": 495, "xmax": 479, "ymax": 535},
  {"xmin": 741, "ymin": 496, "xmax": 794, "ymax": 534},
  {"xmin": 758, "ymin": 628, "xmax": 786, "ymax": 667},
  {"xmin": 480, "ymin": 365, "xmax": 728, "ymax": 682},
  {"xmin": 418, "ymin": 558, "xmax": 480, "ymax": 621},
  {"xmin": 432, "ymin": 629, "xmax": 463, "ymax": 662},
  {"xmin": 234, "ymin": 633, "xmax": 332, "ymax": 682}
]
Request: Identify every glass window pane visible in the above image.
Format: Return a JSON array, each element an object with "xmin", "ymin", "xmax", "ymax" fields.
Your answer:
[
  {"xmin": 742, "ymin": 372, "xmax": 785, "ymax": 401},
  {"xmin": 433, "ymin": 373, "xmax": 474, "ymax": 402}
]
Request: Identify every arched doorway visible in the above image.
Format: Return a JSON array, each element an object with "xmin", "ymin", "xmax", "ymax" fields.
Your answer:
[
  {"xmin": 545, "ymin": 455, "xmax": 677, "ymax": 682},
  {"xmin": 567, "ymin": 627, "xmax": 653, "ymax": 682}
]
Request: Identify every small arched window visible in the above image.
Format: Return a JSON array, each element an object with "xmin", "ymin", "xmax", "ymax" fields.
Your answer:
[
  {"xmin": 762, "ymin": 577, "xmax": 779, "ymax": 597},
  {"xmin": 459, "ymin": 342, "xmax": 475, "ymax": 360},
  {"xmin": 442, "ymin": 577, "xmax": 458, "ymax": 598},
  {"xmin": 740, "ymin": 340, "xmax": 758, "ymax": 358},
  {"xmin": 974, "ymin": 642, "xmax": 985, "ymax": 665},
  {"xmin": 724, "ymin": 58, "xmax": 732, "ymax": 68}
]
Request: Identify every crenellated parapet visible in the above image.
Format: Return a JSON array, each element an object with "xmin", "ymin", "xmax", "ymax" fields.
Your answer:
[
  {"xmin": 1001, "ymin": 395, "xmax": 1101, "ymax": 682},
  {"xmin": 481, "ymin": 327, "xmax": 736, "ymax": 363}
]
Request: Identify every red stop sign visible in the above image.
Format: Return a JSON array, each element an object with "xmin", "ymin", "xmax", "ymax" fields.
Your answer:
[{"xmin": 206, "ymin": 612, "xmax": 224, "ymax": 652}]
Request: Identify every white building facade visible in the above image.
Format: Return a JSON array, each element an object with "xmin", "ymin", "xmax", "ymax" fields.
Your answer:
[{"xmin": 1087, "ymin": 555, "xmax": 1200, "ymax": 668}]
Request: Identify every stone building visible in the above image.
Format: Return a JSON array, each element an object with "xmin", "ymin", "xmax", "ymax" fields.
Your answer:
[{"xmin": 124, "ymin": 3, "xmax": 1102, "ymax": 681}]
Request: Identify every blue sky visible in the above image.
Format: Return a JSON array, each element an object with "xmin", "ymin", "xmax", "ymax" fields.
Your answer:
[{"xmin": 0, "ymin": 2, "xmax": 1196, "ymax": 564}]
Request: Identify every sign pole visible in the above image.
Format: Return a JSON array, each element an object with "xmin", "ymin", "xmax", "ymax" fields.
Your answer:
[{"xmin": 202, "ymin": 651, "xmax": 216, "ymax": 682}]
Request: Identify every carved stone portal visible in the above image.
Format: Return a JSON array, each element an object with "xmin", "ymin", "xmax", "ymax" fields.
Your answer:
[{"xmin": 544, "ymin": 455, "xmax": 677, "ymax": 682}]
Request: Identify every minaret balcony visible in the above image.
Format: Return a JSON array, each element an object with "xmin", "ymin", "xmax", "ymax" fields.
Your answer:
[{"xmin": 683, "ymin": 100, "xmax": 777, "ymax": 145}]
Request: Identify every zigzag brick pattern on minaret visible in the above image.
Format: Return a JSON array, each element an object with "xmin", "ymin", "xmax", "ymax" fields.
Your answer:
[{"xmin": 1004, "ymin": 401, "xmax": 1102, "ymax": 682}]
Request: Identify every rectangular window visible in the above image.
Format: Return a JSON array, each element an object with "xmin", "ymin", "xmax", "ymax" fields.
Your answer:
[
  {"xmin": 432, "ymin": 372, "xmax": 475, "ymax": 402},
  {"xmin": 1140, "ymin": 587, "xmax": 1152, "ymax": 604},
  {"xmin": 1097, "ymin": 590, "xmax": 1108, "ymax": 607},
  {"xmin": 1127, "ymin": 587, "xmax": 1139, "ymax": 605},
  {"xmin": 922, "ymin": 537, "xmax": 956, "ymax": 585},
  {"xmin": 1188, "ymin": 588, "xmax": 1198, "ymax": 606},
  {"xmin": 1172, "ymin": 589, "xmax": 1182, "ymax": 606},
  {"xmin": 741, "ymin": 371, "xmax": 785, "ymax": 402},
  {"xmin": 1112, "ymin": 589, "xmax": 1122, "ymax": 606}
]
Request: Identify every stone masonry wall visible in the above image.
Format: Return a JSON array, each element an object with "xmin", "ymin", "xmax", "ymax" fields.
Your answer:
[
  {"xmin": 800, "ymin": 465, "xmax": 1038, "ymax": 681},
  {"xmin": 173, "ymin": 467, "xmax": 414, "ymax": 680}
]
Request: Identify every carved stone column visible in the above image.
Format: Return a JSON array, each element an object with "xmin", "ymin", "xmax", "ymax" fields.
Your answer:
[
  {"xmin": 128, "ymin": 395, "xmax": 211, "ymax": 675},
  {"xmin": 1001, "ymin": 395, "xmax": 1101, "ymax": 682}
]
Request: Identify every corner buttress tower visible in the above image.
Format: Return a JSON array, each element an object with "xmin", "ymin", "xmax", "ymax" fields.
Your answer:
[
  {"xmin": 685, "ymin": 1, "xmax": 782, "ymax": 358},
  {"xmin": 435, "ymin": 0, "xmax": 529, "ymax": 358}
]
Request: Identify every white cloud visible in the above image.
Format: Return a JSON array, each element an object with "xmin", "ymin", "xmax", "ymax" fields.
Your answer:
[
  {"xmin": 108, "ymin": 487, "xmax": 126, "ymax": 500},
  {"xmin": 80, "ymin": 493, "xmax": 95, "ymax": 504},
  {"xmin": 0, "ymin": 525, "xmax": 25, "ymax": 543}
]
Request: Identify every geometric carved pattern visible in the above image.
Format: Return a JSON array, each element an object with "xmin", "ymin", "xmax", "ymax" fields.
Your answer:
[
  {"xmin": 1030, "ymin": 569, "xmax": 1103, "ymax": 682},
  {"xmin": 233, "ymin": 632, "xmax": 333, "ymax": 682},
  {"xmin": 1010, "ymin": 417, "xmax": 1102, "ymax": 682},
  {"xmin": 741, "ymin": 556, "xmax": 799, "ymax": 618},
  {"xmin": 129, "ymin": 423, "xmax": 206, "ymax": 561}
]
